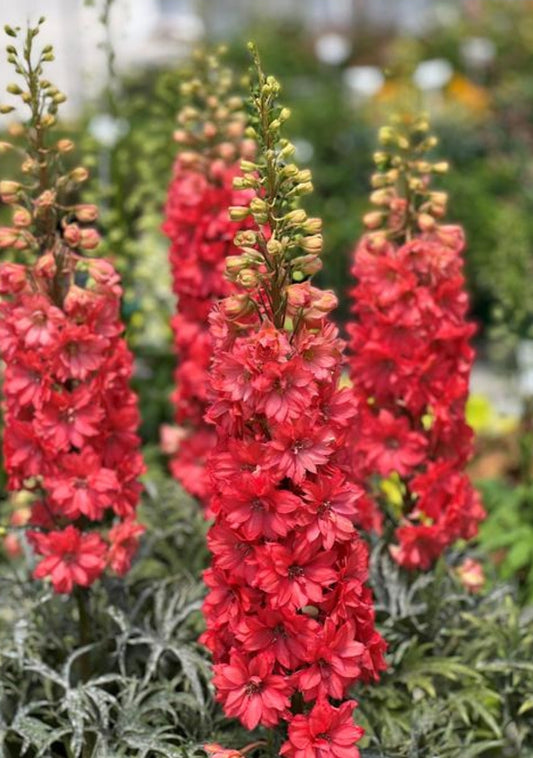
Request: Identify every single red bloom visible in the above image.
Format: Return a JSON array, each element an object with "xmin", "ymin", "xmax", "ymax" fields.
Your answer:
[
  {"xmin": 213, "ymin": 651, "xmax": 292, "ymax": 729},
  {"xmin": 31, "ymin": 525, "xmax": 107, "ymax": 594},
  {"xmin": 280, "ymin": 699, "xmax": 364, "ymax": 758}
]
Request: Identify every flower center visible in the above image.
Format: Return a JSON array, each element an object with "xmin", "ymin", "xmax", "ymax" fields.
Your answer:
[
  {"xmin": 288, "ymin": 564, "xmax": 304, "ymax": 579},
  {"xmin": 245, "ymin": 677, "xmax": 263, "ymax": 696}
]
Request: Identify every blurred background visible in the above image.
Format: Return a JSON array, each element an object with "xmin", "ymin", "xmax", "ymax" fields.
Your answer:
[{"xmin": 4, "ymin": 0, "xmax": 533, "ymax": 595}]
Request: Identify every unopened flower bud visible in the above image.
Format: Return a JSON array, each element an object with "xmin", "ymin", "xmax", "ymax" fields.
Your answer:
[
  {"xmin": 226, "ymin": 255, "xmax": 246, "ymax": 274},
  {"xmin": 229, "ymin": 206, "xmax": 250, "ymax": 222},
  {"xmin": 303, "ymin": 217, "xmax": 322, "ymax": 234},
  {"xmin": 417, "ymin": 212, "xmax": 436, "ymax": 232},
  {"xmin": 234, "ymin": 230, "xmax": 256, "ymax": 247},
  {"xmin": 70, "ymin": 166, "xmax": 89, "ymax": 183},
  {"xmin": 79, "ymin": 228, "xmax": 101, "ymax": 250},
  {"xmin": 291, "ymin": 254, "xmax": 322, "ymax": 277},
  {"xmin": 222, "ymin": 294, "xmax": 253, "ymax": 319},
  {"xmin": 300, "ymin": 234, "xmax": 323, "ymax": 254},
  {"xmin": 12, "ymin": 206, "xmax": 32, "ymax": 227},
  {"xmin": 35, "ymin": 189, "xmax": 56, "ymax": 208},
  {"xmin": 363, "ymin": 211, "xmax": 383, "ymax": 229},
  {"xmin": 0, "ymin": 180, "xmax": 20, "ymax": 195},
  {"xmin": 0, "ymin": 227, "xmax": 19, "ymax": 247},
  {"xmin": 266, "ymin": 238, "xmax": 282, "ymax": 256},
  {"xmin": 432, "ymin": 161, "xmax": 449, "ymax": 174},
  {"xmin": 237, "ymin": 268, "xmax": 258, "ymax": 288},
  {"xmin": 63, "ymin": 223, "xmax": 81, "ymax": 246},
  {"xmin": 285, "ymin": 209, "xmax": 307, "ymax": 226},
  {"xmin": 75, "ymin": 204, "xmax": 99, "ymax": 222},
  {"xmin": 57, "ymin": 138, "xmax": 74, "ymax": 153}
]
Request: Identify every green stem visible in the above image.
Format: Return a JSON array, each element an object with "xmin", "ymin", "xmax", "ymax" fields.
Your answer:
[{"xmin": 75, "ymin": 587, "xmax": 92, "ymax": 683}]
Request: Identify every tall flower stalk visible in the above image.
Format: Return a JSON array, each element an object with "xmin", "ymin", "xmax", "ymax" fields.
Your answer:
[
  {"xmin": 162, "ymin": 49, "xmax": 255, "ymax": 504},
  {"xmin": 0, "ymin": 21, "xmax": 145, "ymax": 594},
  {"xmin": 348, "ymin": 113, "xmax": 485, "ymax": 569},
  {"xmin": 202, "ymin": 47, "xmax": 386, "ymax": 757}
]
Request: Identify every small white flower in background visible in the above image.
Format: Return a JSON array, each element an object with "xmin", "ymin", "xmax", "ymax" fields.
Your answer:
[
  {"xmin": 413, "ymin": 58, "xmax": 453, "ymax": 92},
  {"xmin": 343, "ymin": 66, "xmax": 384, "ymax": 99},
  {"xmin": 460, "ymin": 37, "xmax": 496, "ymax": 70},
  {"xmin": 314, "ymin": 32, "xmax": 351, "ymax": 66}
]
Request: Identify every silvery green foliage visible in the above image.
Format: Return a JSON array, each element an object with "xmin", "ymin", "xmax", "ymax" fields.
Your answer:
[
  {"xmin": 0, "ymin": 478, "xmax": 242, "ymax": 758},
  {"xmin": 355, "ymin": 544, "xmax": 533, "ymax": 757}
]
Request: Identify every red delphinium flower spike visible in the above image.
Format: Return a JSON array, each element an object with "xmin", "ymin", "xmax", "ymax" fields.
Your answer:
[
  {"xmin": 202, "ymin": 46, "xmax": 386, "ymax": 754},
  {"xmin": 348, "ymin": 113, "xmax": 485, "ymax": 570},
  {"xmin": 162, "ymin": 50, "xmax": 255, "ymax": 504},
  {"xmin": 0, "ymin": 22, "xmax": 145, "ymax": 593}
]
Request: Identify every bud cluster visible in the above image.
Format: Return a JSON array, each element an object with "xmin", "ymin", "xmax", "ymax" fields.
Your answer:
[
  {"xmin": 162, "ymin": 49, "xmax": 256, "ymax": 502},
  {"xmin": 363, "ymin": 113, "xmax": 450, "ymax": 243},
  {"xmin": 0, "ymin": 23, "xmax": 145, "ymax": 593},
  {"xmin": 202, "ymin": 47, "xmax": 386, "ymax": 757},
  {"xmin": 348, "ymin": 113, "xmax": 485, "ymax": 570}
]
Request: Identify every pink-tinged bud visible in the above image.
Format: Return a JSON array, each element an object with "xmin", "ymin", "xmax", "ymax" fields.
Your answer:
[
  {"xmin": 0, "ymin": 141, "xmax": 13, "ymax": 153},
  {"xmin": 389, "ymin": 197, "xmax": 408, "ymax": 214},
  {"xmin": 367, "ymin": 231, "xmax": 389, "ymax": 253},
  {"xmin": 79, "ymin": 228, "xmax": 101, "ymax": 250},
  {"xmin": 217, "ymin": 142, "xmax": 237, "ymax": 162},
  {"xmin": 35, "ymin": 189, "xmax": 56, "ymax": 208},
  {"xmin": 455, "ymin": 558, "xmax": 484, "ymax": 593},
  {"xmin": 363, "ymin": 211, "xmax": 383, "ymax": 230},
  {"xmin": 160, "ymin": 424, "xmax": 187, "ymax": 455},
  {"xmin": 34, "ymin": 252, "xmax": 57, "ymax": 280},
  {"xmin": 173, "ymin": 129, "xmax": 189, "ymax": 144},
  {"xmin": 241, "ymin": 139, "xmax": 256, "ymax": 160},
  {"xmin": 0, "ymin": 180, "xmax": 20, "ymax": 195},
  {"xmin": 3, "ymin": 533, "xmax": 22, "ymax": 559},
  {"xmin": 226, "ymin": 121, "xmax": 244, "ymax": 140},
  {"xmin": 63, "ymin": 224, "xmax": 82, "ymax": 247},
  {"xmin": 433, "ymin": 224, "xmax": 465, "ymax": 252},
  {"xmin": 0, "ymin": 227, "xmax": 20, "ymax": 248},
  {"xmin": 12, "ymin": 206, "xmax": 32, "ymax": 227},
  {"xmin": 222, "ymin": 294, "xmax": 253, "ymax": 319},
  {"xmin": 210, "ymin": 159, "xmax": 227, "ymax": 181},
  {"xmin": 204, "ymin": 122, "xmax": 217, "ymax": 139},
  {"xmin": 57, "ymin": 138, "xmax": 74, "ymax": 153},
  {"xmin": 74, "ymin": 204, "xmax": 99, "ymax": 223},
  {"xmin": 0, "ymin": 262, "xmax": 27, "ymax": 294},
  {"xmin": 178, "ymin": 151, "xmax": 199, "ymax": 168},
  {"xmin": 13, "ymin": 231, "xmax": 32, "ymax": 250},
  {"xmin": 70, "ymin": 166, "xmax": 89, "ymax": 183},
  {"xmin": 417, "ymin": 213, "xmax": 436, "ymax": 232}
]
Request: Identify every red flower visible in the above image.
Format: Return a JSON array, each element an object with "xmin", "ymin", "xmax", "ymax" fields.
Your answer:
[
  {"xmin": 31, "ymin": 526, "xmax": 107, "ymax": 594},
  {"xmin": 268, "ymin": 420, "xmax": 334, "ymax": 484},
  {"xmin": 359, "ymin": 409, "xmax": 427, "ymax": 477},
  {"xmin": 281, "ymin": 700, "xmax": 364, "ymax": 758},
  {"xmin": 213, "ymin": 652, "xmax": 292, "ymax": 729},
  {"xmin": 297, "ymin": 620, "xmax": 366, "ymax": 701},
  {"xmin": 256, "ymin": 539, "xmax": 337, "ymax": 609},
  {"xmin": 108, "ymin": 518, "xmax": 145, "ymax": 575}
]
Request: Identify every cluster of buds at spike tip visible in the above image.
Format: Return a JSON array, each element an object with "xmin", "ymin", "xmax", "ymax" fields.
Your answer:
[
  {"xmin": 161, "ymin": 48, "xmax": 257, "ymax": 503},
  {"xmin": 202, "ymin": 45, "xmax": 386, "ymax": 758},
  {"xmin": 0, "ymin": 22, "xmax": 145, "ymax": 593},
  {"xmin": 347, "ymin": 111, "xmax": 485, "ymax": 571},
  {"xmin": 362, "ymin": 113, "xmax": 450, "ymax": 244}
]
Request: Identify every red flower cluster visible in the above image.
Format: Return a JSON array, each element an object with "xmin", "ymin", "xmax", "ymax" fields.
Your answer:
[
  {"xmin": 162, "ymin": 57, "xmax": 255, "ymax": 504},
  {"xmin": 0, "ymin": 27, "xmax": 144, "ymax": 594},
  {"xmin": 163, "ymin": 155, "xmax": 253, "ymax": 501},
  {"xmin": 0, "ymin": 254, "xmax": 145, "ymax": 593},
  {"xmin": 348, "ymin": 118, "xmax": 485, "ymax": 570},
  {"xmin": 202, "ymin": 60, "xmax": 386, "ymax": 756}
]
